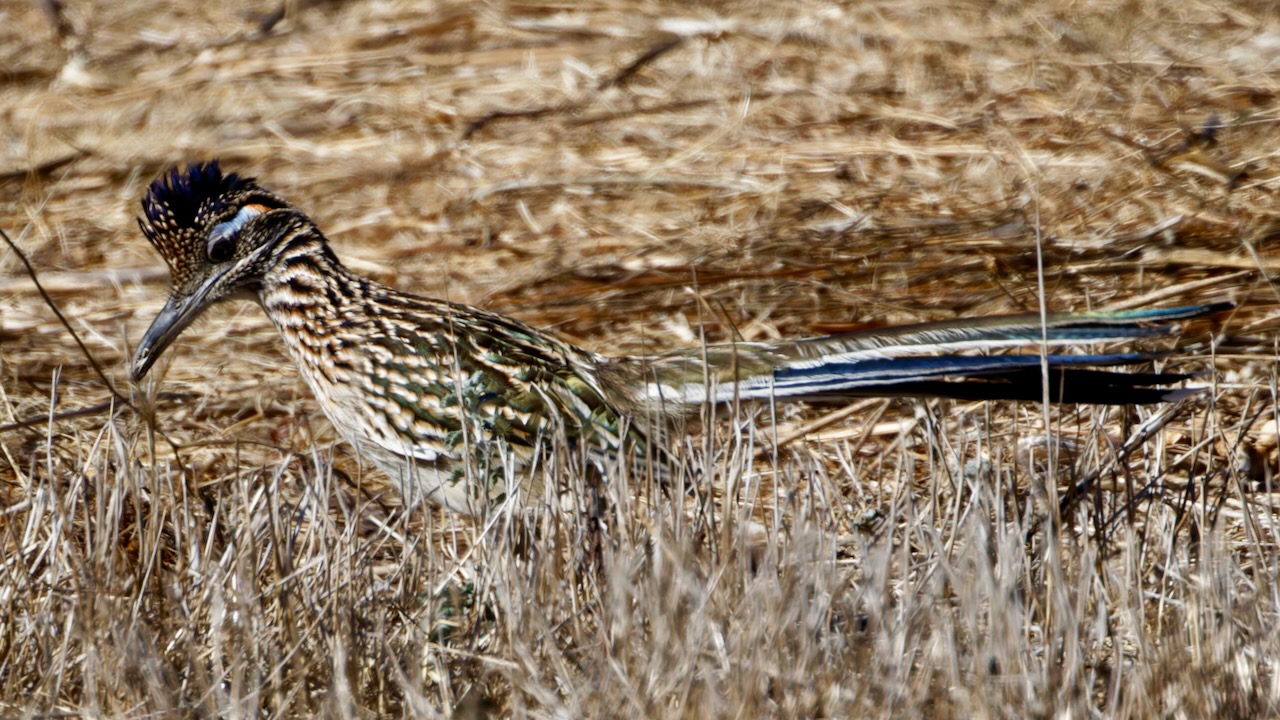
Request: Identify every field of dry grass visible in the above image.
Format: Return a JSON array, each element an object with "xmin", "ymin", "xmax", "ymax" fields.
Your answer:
[{"xmin": 3, "ymin": 0, "xmax": 1280, "ymax": 716}]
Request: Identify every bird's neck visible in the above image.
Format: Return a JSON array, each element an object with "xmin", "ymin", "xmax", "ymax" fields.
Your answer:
[
  {"xmin": 254, "ymin": 235, "xmax": 378, "ymax": 383},
  {"xmin": 258, "ymin": 234, "xmax": 368, "ymax": 311}
]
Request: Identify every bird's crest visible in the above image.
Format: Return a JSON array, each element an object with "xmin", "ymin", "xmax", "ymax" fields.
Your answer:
[
  {"xmin": 141, "ymin": 160, "xmax": 252, "ymax": 233},
  {"xmin": 137, "ymin": 160, "xmax": 275, "ymax": 285}
]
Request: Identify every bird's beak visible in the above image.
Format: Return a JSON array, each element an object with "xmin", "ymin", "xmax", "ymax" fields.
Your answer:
[{"xmin": 131, "ymin": 275, "xmax": 223, "ymax": 381}]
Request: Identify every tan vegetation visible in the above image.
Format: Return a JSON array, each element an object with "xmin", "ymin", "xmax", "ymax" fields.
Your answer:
[{"xmin": 2, "ymin": 0, "xmax": 1280, "ymax": 716}]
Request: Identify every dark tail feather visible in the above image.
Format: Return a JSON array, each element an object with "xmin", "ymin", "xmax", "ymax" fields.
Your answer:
[
  {"xmin": 791, "ymin": 367, "xmax": 1204, "ymax": 405},
  {"xmin": 641, "ymin": 302, "xmax": 1229, "ymax": 408}
]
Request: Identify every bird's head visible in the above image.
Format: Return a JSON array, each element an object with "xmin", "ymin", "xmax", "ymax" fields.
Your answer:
[{"xmin": 132, "ymin": 160, "xmax": 297, "ymax": 381}]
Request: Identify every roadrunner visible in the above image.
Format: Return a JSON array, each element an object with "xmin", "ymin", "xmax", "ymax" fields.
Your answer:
[{"xmin": 131, "ymin": 161, "xmax": 1228, "ymax": 515}]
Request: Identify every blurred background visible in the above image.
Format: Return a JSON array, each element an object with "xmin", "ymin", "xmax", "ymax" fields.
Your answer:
[{"xmin": 2, "ymin": 1, "xmax": 1278, "ymax": 716}]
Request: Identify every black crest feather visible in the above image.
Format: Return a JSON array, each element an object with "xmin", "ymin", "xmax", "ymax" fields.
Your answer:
[{"xmin": 143, "ymin": 160, "xmax": 251, "ymax": 228}]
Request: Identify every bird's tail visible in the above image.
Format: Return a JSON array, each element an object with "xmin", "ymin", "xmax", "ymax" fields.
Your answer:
[{"xmin": 637, "ymin": 302, "xmax": 1233, "ymax": 408}]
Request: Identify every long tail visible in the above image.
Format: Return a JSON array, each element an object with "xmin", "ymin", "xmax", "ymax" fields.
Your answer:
[{"xmin": 637, "ymin": 302, "xmax": 1232, "ymax": 408}]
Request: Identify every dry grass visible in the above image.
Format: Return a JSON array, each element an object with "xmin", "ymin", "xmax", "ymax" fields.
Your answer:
[{"xmin": 3, "ymin": 0, "xmax": 1280, "ymax": 716}]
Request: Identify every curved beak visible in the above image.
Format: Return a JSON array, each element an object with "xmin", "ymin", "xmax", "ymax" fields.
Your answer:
[{"xmin": 131, "ymin": 275, "xmax": 223, "ymax": 381}]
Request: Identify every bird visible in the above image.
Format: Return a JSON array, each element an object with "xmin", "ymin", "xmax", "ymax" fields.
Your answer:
[{"xmin": 130, "ymin": 161, "xmax": 1230, "ymax": 516}]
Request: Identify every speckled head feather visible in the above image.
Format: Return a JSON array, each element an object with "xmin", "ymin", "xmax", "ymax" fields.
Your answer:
[
  {"xmin": 137, "ymin": 161, "xmax": 287, "ymax": 286},
  {"xmin": 131, "ymin": 161, "xmax": 312, "ymax": 381}
]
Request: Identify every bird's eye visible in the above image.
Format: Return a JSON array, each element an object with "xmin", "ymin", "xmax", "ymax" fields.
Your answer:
[
  {"xmin": 207, "ymin": 234, "xmax": 235, "ymax": 263},
  {"xmin": 205, "ymin": 203, "xmax": 268, "ymax": 263}
]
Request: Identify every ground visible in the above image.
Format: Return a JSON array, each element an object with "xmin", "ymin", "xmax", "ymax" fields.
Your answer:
[{"xmin": 2, "ymin": 0, "xmax": 1280, "ymax": 716}]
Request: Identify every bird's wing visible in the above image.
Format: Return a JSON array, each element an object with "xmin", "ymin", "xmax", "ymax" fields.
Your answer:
[{"xmin": 371, "ymin": 301, "xmax": 636, "ymax": 457}]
